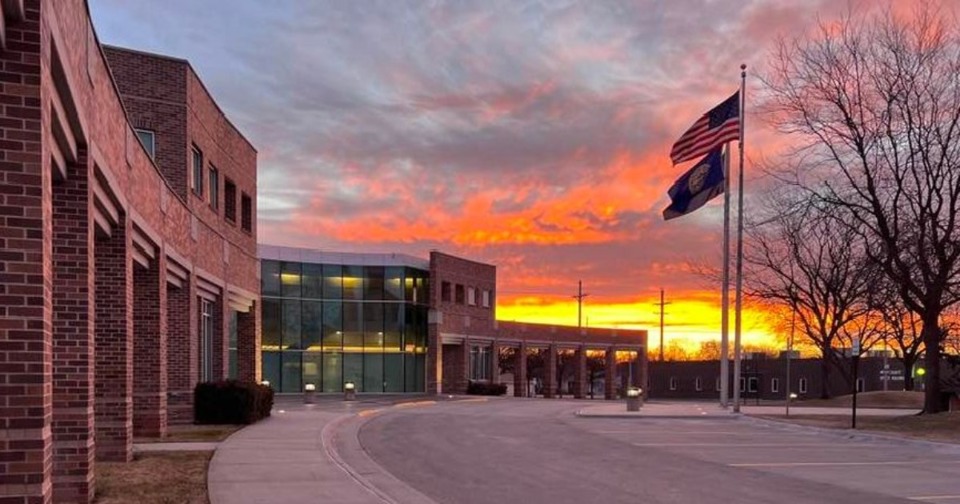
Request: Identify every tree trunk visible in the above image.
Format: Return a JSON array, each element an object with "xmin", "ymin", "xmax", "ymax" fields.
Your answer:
[
  {"xmin": 819, "ymin": 356, "xmax": 831, "ymax": 399},
  {"xmin": 901, "ymin": 354, "xmax": 917, "ymax": 392},
  {"xmin": 921, "ymin": 313, "xmax": 942, "ymax": 414}
]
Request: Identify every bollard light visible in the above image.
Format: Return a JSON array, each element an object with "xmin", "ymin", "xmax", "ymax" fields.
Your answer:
[
  {"xmin": 344, "ymin": 381, "xmax": 356, "ymax": 401},
  {"xmin": 305, "ymin": 384, "xmax": 316, "ymax": 392},
  {"xmin": 261, "ymin": 380, "xmax": 270, "ymax": 387},
  {"xmin": 626, "ymin": 387, "xmax": 643, "ymax": 411},
  {"xmin": 344, "ymin": 382, "xmax": 355, "ymax": 391},
  {"xmin": 304, "ymin": 383, "xmax": 316, "ymax": 404},
  {"xmin": 626, "ymin": 387, "xmax": 642, "ymax": 398},
  {"xmin": 789, "ymin": 392, "xmax": 798, "ymax": 399}
]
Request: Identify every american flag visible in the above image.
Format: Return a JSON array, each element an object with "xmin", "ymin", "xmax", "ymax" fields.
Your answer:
[{"xmin": 669, "ymin": 91, "xmax": 740, "ymax": 165}]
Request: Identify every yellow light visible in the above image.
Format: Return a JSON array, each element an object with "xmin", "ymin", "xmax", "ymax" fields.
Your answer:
[
  {"xmin": 916, "ymin": 367, "xmax": 926, "ymax": 377},
  {"xmin": 280, "ymin": 273, "xmax": 300, "ymax": 284}
]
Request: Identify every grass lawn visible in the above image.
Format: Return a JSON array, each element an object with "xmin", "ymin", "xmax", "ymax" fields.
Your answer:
[
  {"xmin": 134, "ymin": 424, "xmax": 241, "ymax": 443},
  {"xmin": 793, "ymin": 390, "xmax": 924, "ymax": 409},
  {"xmin": 96, "ymin": 451, "xmax": 212, "ymax": 504},
  {"xmin": 755, "ymin": 411, "xmax": 960, "ymax": 444}
]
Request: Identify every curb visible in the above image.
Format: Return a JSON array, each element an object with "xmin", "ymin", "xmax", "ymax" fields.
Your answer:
[{"xmin": 575, "ymin": 409, "xmax": 744, "ymax": 420}]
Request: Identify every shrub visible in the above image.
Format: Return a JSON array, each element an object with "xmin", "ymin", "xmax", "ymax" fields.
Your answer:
[
  {"xmin": 194, "ymin": 380, "xmax": 274, "ymax": 425},
  {"xmin": 467, "ymin": 381, "xmax": 507, "ymax": 396}
]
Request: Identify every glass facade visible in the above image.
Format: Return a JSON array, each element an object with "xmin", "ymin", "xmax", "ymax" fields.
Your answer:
[{"xmin": 261, "ymin": 260, "xmax": 429, "ymax": 393}]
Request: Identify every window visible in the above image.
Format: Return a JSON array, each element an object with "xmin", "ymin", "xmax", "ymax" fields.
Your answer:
[
  {"xmin": 241, "ymin": 192, "xmax": 252, "ymax": 232},
  {"xmin": 669, "ymin": 377, "xmax": 678, "ymax": 391},
  {"xmin": 135, "ymin": 129, "xmax": 155, "ymax": 160},
  {"xmin": 715, "ymin": 377, "xmax": 721, "ymax": 392},
  {"xmin": 799, "ymin": 377, "xmax": 808, "ymax": 394},
  {"xmin": 191, "ymin": 145, "xmax": 203, "ymax": 196},
  {"xmin": 209, "ymin": 165, "xmax": 219, "ymax": 210},
  {"xmin": 856, "ymin": 378, "xmax": 865, "ymax": 393},
  {"xmin": 739, "ymin": 377, "xmax": 745, "ymax": 393},
  {"xmin": 441, "ymin": 281, "xmax": 451, "ymax": 302},
  {"xmin": 482, "ymin": 290, "xmax": 491, "ymax": 308},
  {"xmin": 455, "ymin": 284, "xmax": 465, "ymax": 304},
  {"xmin": 224, "ymin": 178, "xmax": 237, "ymax": 222},
  {"xmin": 467, "ymin": 287, "xmax": 476, "ymax": 306},
  {"xmin": 771, "ymin": 378, "xmax": 780, "ymax": 394},
  {"xmin": 470, "ymin": 346, "xmax": 491, "ymax": 381},
  {"xmin": 748, "ymin": 377, "xmax": 758, "ymax": 393},
  {"xmin": 695, "ymin": 377, "xmax": 702, "ymax": 391},
  {"xmin": 200, "ymin": 299, "xmax": 214, "ymax": 382}
]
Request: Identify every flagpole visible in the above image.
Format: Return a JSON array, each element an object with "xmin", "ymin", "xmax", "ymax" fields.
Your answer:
[
  {"xmin": 720, "ymin": 145, "xmax": 730, "ymax": 409},
  {"xmin": 732, "ymin": 63, "xmax": 746, "ymax": 413}
]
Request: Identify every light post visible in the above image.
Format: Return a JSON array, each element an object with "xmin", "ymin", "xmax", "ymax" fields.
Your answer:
[
  {"xmin": 626, "ymin": 387, "xmax": 643, "ymax": 412},
  {"xmin": 786, "ymin": 307, "xmax": 795, "ymax": 417}
]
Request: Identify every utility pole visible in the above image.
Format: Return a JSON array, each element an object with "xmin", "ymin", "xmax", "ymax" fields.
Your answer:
[
  {"xmin": 653, "ymin": 288, "xmax": 671, "ymax": 361},
  {"xmin": 572, "ymin": 280, "xmax": 590, "ymax": 329}
]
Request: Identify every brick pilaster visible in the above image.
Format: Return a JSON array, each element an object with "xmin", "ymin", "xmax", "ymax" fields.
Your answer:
[
  {"xmin": 213, "ymin": 295, "xmax": 226, "ymax": 379},
  {"xmin": 237, "ymin": 301, "xmax": 260, "ymax": 383},
  {"xmin": 489, "ymin": 340, "xmax": 499, "ymax": 385},
  {"xmin": 133, "ymin": 256, "xmax": 167, "ymax": 438},
  {"xmin": 166, "ymin": 276, "xmax": 194, "ymax": 424},
  {"xmin": 0, "ymin": 1, "xmax": 53, "ymax": 500},
  {"xmin": 427, "ymin": 314, "xmax": 441, "ymax": 394},
  {"xmin": 544, "ymin": 344, "xmax": 558, "ymax": 398},
  {"xmin": 94, "ymin": 216, "xmax": 133, "ymax": 462},
  {"xmin": 513, "ymin": 343, "xmax": 527, "ymax": 397},
  {"xmin": 51, "ymin": 150, "xmax": 95, "ymax": 503},
  {"xmin": 605, "ymin": 346, "xmax": 617, "ymax": 400},
  {"xmin": 573, "ymin": 346, "xmax": 587, "ymax": 399}
]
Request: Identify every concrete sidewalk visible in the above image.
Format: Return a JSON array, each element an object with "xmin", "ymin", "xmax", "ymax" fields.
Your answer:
[
  {"xmin": 576, "ymin": 401, "xmax": 920, "ymax": 418},
  {"xmin": 207, "ymin": 398, "xmax": 442, "ymax": 504}
]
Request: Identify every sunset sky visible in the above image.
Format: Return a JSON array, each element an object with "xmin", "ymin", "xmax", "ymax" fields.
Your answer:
[{"xmin": 87, "ymin": 0, "xmax": 938, "ymax": 356}]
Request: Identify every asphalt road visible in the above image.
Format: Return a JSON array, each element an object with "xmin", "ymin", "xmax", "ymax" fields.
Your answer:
[{"xmin": 357, "ymin": 398, "xmax": 960, "ymax": 504}]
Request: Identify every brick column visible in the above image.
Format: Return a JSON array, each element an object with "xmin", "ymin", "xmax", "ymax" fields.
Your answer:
[
  {"xmin": 95, "ymin": 217, "xmax": 133, "ymax": 462},
  {"xmin": 51, "ymin": 152, "xmax": 95, "ymax": 503},
  {"xmin": 133, "ymin": 256, "xmax": 168, "ymax": 438},
  {"xmin": 513, "ymin": 343, "xmax": 527, "ymax": 397},
  {"xmin": 605, "ymin": 346, "xmax": 617, "ymax": 400},
  {"xmin": 426, "ymin": 311, "xmax": 441, "ymax": 394},
  {"xmin": 0, "ymin": 3, "xmax": 52, "ymax": 501},
  {"xmin": 489, "ymin": 340, "xmax": 499, "ymax": 385},
  {"xmin": 544, "ymin": 344, "xmax": 558, "ymax": 398},
  {"xmin": 237, "ymin": 301, "xmax": 260, "ymax": 383},
  {"xmin": 214, "ymin": 295, "xmax": 227, "ymax": 379},
  {"xmin": 166, "ymin": 277, "xmax": 195, "ymax": 424},
  {"xmin": 573, "ymin": 346, "xmax": 587, "ymax": 399}
]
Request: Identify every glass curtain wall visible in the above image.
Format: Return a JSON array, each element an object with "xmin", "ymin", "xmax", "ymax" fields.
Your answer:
[{"xmin": 261, "ymin": 260, "xmax": 428, "ymax": 393}]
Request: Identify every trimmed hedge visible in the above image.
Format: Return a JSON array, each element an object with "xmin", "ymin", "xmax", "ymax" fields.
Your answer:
[
  {"xmin": 194, "ymin": 380, "xmax": 274, "ymax": 425},
  {"xmin": 467, "ymin": 381, "xmax": 507, "ymax": 396}
]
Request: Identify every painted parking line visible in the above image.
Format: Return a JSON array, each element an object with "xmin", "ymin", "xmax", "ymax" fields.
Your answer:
[
  {"xmin": 357, "ymin": 408, "xmax": 382, "ymax": 418},
  {"xmin": 910, "ymin": 496, "xmax": 960, "ymax": 502},
  {"xmin": 729, "ymin": 460, "xmax": 960, "ymax": 468},
  {"xmin": 634, "ymin": 443, "xmax": 878, "ymax": 448}
]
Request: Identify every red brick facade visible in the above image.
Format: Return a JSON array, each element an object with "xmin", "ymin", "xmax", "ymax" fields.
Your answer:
[
  {"xmin": 426, "ymin": 252, "xmax": 647, "ymax": 397},
  {"xmin": 0, "ymin": 2, "xmax": 260, "ymax": 502}
]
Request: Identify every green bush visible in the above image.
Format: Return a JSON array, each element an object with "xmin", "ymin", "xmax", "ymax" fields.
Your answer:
[
  {"xmin": 467, "ymin": 381, "xmax": 507, "ymax": 396},
  {"xmin": 194, "ymin": 380, "xmax": 274, "ymax": 425}
]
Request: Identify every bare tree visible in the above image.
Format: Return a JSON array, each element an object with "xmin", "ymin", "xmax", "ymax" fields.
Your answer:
[
  {"xmin": 874, "ymin": 277, "xmax": 925, "ymax": 390},
  {"xmin": 745, "ymin": 192, "xmax": 879, "ymax": 398},
  {"xmin": 763, "ymin": 5, "xmax": 960, "ymax": 412}
]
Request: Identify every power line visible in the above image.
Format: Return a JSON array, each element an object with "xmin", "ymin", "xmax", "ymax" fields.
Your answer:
[
  {"xmin": 653, "ymin": 288, "xmax": 672, "ymax": 361},
  {"xmin": 572, "ymin": 280, "xmax": 590, "ymax": 329}
]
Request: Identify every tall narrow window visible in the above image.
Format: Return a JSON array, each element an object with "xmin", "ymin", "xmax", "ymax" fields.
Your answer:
[
  {"xmin": 799, "ymin": 377, "xmax": 808, "ymax": 394},
  {"xmin": 209, "ymin": 165, "xmax": 219, "ymax": 211},
  {"xmin": 441, "ymin": 281, "xmax": 451, "ymax": 302},
  {"xmin": 455, "ymin": 284, "xmax": 465, "ymax": 304},
  {"xmin": 200, "ymin": 299, "xmax": 214, "ymax": 382},
  {"xmin": 694, "ymin": 377, "xmax": 702, "ymax": 391},
  {"xmin": 135, "ymin": 129, "xmax": 155, "ymax": 160},
  {"xmin": 191, "ymin": 145, "xmax": 204, "ymax": 196},
  {"xmin": 467, "ymin": 287, "xmax": 476, "ymax": 306},
  {"xmin": 669, "ymin": 377, "xmax": 678, "ymax": 391},
  {"xmin": 482, "ymin": 290, "xmax": 491, "ymax": 308},
  {"xmin": 771, "ymin": 378, "xmax": 780, "ymax": 393},
  {"xmin": 224, "ymin": 178, "xmax": 237, "ymax": 223},
  {"xmin": 241, "ymin": 192, "xmax": 252, "ymax": 232}
]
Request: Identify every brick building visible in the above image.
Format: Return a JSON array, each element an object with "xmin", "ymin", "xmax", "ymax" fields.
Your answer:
[
  {"xmin": 259, "ymin": 245, "xmax": 647, "ymax": 399},
  {"xmin": 648, "ymin": 354, "xmax": 906, "ymax": 401},
  {"xmin": 0, "ymin": 2, "xmax": 260, "ymax": 503}
]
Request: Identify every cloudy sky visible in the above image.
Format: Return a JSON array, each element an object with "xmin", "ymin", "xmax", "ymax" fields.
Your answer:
[{"xmin": 88, "ymin": 0, "xmax": 912, "ymax": 354}]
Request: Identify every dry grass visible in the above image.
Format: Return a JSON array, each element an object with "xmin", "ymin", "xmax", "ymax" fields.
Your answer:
[
  {"xmin": 793, "ymin": 391, "xmax": 924, "ymax": 409},
  {"xmin": 96, "ymin": 451, "xmax": 212, "ymax": 504},
  {"xmin": 135, "ymin": 424, "xmax": 241, "ymax": 443},
  {"xmin": 755, "ymin": 411, "xmax": 960, "ymax": 444}
]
